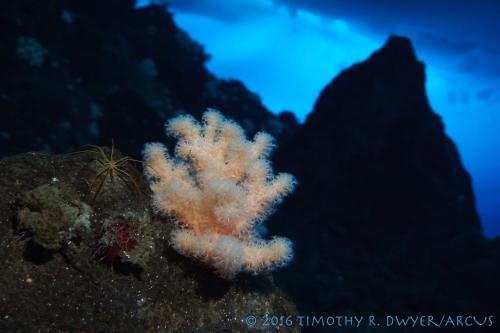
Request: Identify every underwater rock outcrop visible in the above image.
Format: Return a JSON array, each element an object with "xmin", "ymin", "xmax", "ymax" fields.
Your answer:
[
  {"xmin": 276, "ymin": 36, "xmax": 479, "ymax": 237},
  {"xmin": 271, "ymin": 36, "xmax": 500, "ymax": 325},
  {"xmin": 0, "ymin": 149, "xmax": 299, "ymax": 332},
  {"xmin": 0, "ymin": 0, "xmax": 295, "ymax": 158}
]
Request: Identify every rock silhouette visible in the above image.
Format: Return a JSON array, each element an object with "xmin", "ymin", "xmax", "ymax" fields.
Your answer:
[{"xmin": 271, "ymin": 36, "xmax": 500, "ymax": 329}]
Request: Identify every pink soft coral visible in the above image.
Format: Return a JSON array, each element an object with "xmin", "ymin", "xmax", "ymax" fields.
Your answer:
[{"xmin": 143, "ymin": 110, "xmax": 296, "ymax": 278}]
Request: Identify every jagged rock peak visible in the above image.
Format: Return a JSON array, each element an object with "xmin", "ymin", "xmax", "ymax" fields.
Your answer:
[
  {"xmin": 371, "ymin": 35, "xmax": 419, "ymax": 64},
  {"xmin": 308, "ymin": 35, "xmax": 429, "ymax": 126}
]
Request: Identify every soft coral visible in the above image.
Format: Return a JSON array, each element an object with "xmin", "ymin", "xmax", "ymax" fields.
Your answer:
[{"xmin": 143, "ymin": 109, "xmax": 296, "ymax": 278}]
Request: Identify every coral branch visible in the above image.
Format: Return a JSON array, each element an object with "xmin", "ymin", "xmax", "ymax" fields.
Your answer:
[{"xmin": 143, "ymin": 109, "xmax": 296, "ymax": 278}]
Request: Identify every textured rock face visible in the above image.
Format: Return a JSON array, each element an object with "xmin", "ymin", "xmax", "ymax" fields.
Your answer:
[
  {"xmin": 0, "ymin": 151, "xmax": 299, "ymax": 333},
  {"xmin": 0, "ymin": 0, "xmax": 295, "ymax": 158},
  {"xmin": 271, "ymin": 36, "xmax": 500, "ymax": 323}
]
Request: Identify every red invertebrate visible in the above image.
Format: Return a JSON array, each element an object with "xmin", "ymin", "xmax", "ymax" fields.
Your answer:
[{"xmin": 97, "ymin": 216, "xmax": 137, "ymax": 266}]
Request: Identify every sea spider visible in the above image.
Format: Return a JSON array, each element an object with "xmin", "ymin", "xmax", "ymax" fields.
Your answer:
[{"xmin": 77, "ymin": 143, "xmax": 143, "ymax": 203}]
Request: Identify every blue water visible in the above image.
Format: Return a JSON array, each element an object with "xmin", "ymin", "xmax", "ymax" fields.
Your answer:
[{"xmin": 137, "ymin": 1, "xmax": 500, "ymax": 237}]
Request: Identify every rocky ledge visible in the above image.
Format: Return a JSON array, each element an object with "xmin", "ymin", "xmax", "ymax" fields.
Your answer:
[{"xmin": 0, "ymin": 149, "xmax": 299, "ymax": 333}]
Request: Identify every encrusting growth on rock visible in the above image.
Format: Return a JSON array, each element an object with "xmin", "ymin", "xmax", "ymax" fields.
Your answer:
[{"xmin": 143, "ymin": 109, "xmax": 296, "ymax": 278}]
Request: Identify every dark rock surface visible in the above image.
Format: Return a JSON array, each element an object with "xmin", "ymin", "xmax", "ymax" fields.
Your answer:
[
  {"xmin": 0, "ymin": 0, "xmax": 293, "ymax": 158},
  {"xmin": 270, "ymin": 36, "xmax": 500, "ymax": 331},
  {"xmin": 0, "ymin": 150, "xmax": 299, "ymax": 332}
]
